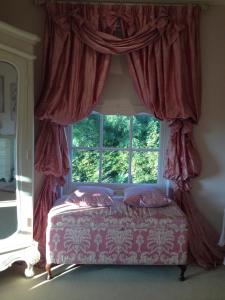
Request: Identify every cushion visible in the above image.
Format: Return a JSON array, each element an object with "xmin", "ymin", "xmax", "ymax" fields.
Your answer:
[
  {"xmin": 75, "ymin": 185, "xmax": 114, "ymax": 197},
  {"xmin": 139, "ymin": 191, "xmax": 171, "ymax": 208},
  {"xmin": 124, "ymin": 186, "xmax": 171, "ymax": 208},
  {"xmin": 66, "ymin": 190, "xmax": 114, "ymax": 207},
  {"xmin": 124, "ymin": 185, "xmax": 156, "ymax": 198}
]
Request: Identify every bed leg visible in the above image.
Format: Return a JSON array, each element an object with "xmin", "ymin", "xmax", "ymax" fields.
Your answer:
[
  {"xmin": 46, "ymin": 263, "xmax": 53, "ymax": 280},
  {"xmin": 178, "ymin": 265, "xmax": 187, "ymax": 281}
]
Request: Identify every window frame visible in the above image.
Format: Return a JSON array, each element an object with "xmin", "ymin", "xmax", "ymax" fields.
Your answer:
[{"xmin": 64, "ymin": 113, "xmax": 168, "ymax": 195}]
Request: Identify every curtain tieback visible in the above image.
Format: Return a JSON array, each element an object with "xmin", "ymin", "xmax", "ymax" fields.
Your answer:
[{"xmin": 169, "ymin": 119, "xmax": 193, "ymax": 136}]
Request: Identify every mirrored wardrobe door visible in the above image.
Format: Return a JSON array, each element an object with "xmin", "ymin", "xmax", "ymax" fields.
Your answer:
[
  {"xmin": 0, "ymin": 60, "xmax": 17, "ymax": 239},
  {"xmin": 0, "ymin": 21, "xmax": 40, "ymax": 276}
]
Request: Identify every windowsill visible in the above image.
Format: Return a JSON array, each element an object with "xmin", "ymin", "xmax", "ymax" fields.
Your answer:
[{"xmin": 65, "ymin": 182, "xmax": 167, "ymax": 197}]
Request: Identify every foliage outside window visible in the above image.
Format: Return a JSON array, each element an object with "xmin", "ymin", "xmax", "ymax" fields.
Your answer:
[{"xmin": 71, "ymin": 113, "xmax": 160, "ymax": 184}]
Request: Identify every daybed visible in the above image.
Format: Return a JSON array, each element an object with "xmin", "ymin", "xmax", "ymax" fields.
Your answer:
[{"xmin": 45, "ymin": 195, "xmax": 189, "ymax": 281}]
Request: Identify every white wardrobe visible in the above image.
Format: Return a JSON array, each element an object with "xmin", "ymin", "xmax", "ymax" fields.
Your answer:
[{"xmin": 0, "ymin": 21, "xmax": 40, "ymax": 276}]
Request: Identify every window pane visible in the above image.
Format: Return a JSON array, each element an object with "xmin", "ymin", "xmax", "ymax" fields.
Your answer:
[
  {"xmin": 72, "ymin": 150, "xmax": 99, "ymax": 182},
  {"xmin": 132, "ymin": 115, "xmax": 160, "ymax": 148},
  {"xmin": 72, "ymin": 114, "xmax": 100, "ymax": 147},
  {"xmin": 132, "ymin": 151, "xmax": 158, "ymax": 183},
  {"xmin": 103, "ymin": 115, "xmax": 129, "ymax": 148},
  {"xmin": 102, "ymin": 151, "xmax": 128, "ymax": 183}
]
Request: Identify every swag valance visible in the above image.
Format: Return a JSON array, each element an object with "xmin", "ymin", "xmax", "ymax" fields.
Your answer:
[
  {"xmin": 50, "ymin": 8, "xmax": 184, "ymax": 54},
  {"xmin": 36, "ymin": 4, "xmax": 200, "ymax": 124},
  {"xmin": 34, "ymin": 3, "xmax": 224, "ymax": 268}
]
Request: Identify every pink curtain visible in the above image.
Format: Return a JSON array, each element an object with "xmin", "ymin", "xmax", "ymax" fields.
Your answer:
[
  {"xmin": 164, "ymin": 120, "xmax": 201, "ymax": 191},
  {"xmin": 34, "ymin": 175, "xmax": 60, "ymax": 265},
  {"xmin": 120, "ymin": 5, "xmax": 223, "ymax": 267},
  {"xmin": 34, "ymin": 4, "xmax": 113, "ymax": 260},
  {"xmin": 35, "ymin": 121, "xmax": 70, "ymax": 176},
  {"xmin": 173, "ymin": 189, "xmax": 224, "ymax": 268},
  {"xmin": 35, "ymin": 5, "xmax": 113, "ymax": 125},
  {"xmin": 34, "ymin": 3, "xmax": 224, "ymax": 267},
  {"xmin": 164, "ymin": 120, "xmax": 223, "ymax": 267},
  {"xmin": 35, "ymin": 4, "xmax": 185, "ymax": 124},
  {"xmin": 122, "ymin": 6, "xmax": 201, "ymax": 122}
]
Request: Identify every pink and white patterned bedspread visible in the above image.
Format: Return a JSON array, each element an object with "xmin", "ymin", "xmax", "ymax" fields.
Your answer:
[{"xmin": 46, "ymin": 200, "xmax": 188, "ymax": 265}]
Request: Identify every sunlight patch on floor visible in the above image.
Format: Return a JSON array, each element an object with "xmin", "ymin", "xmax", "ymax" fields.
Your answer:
[{"xmin": 29, "ymin": 264, "xmax": 81, "ymax": 290}]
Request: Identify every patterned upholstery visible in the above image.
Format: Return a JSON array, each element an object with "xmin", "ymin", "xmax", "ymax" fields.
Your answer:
[{"xmin": 46, "ymin": 200, "xmax": 188, "ymax": 265}]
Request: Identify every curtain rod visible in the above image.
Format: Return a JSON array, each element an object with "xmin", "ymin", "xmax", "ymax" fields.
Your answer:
[{"xmin": 34, "ymin": 0, "xmax": 209, "ymax": 10}]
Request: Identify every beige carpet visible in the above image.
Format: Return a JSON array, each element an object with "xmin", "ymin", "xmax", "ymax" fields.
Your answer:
[{"xmin": 0, "ymin": 263, "xmax": 224, "ymax": 300}]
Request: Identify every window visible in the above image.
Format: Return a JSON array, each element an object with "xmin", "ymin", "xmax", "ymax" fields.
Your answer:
[{"xmin": 68, "ymin": 112, "xmax": 166, "ymax": 188}]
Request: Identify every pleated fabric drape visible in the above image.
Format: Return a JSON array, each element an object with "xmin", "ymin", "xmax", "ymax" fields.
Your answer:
[{"xmin": 34, "ymin": 3, "xmax": 224, "ymax": 267}]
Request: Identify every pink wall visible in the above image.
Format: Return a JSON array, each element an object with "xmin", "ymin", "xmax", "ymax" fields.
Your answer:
[{"xmin": 0, "ymin": 1, "xmax": 224, "ymax": 234}]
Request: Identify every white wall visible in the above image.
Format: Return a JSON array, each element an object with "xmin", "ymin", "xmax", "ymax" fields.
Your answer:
[
  {"xmin": 193, "ymin": 6, "xmax": 225, "ymax": 232},
  {"xmin": 0, "ymin": 1, "xmax": 224, "ymax": 234}
]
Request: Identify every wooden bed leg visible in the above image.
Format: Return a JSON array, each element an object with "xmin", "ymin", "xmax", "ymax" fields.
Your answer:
[
  {"xmin": 178, "ymin": 265, "xmax": 187, "ymax": 281},
  {"xmin": 45, "ymin": 263, "xmax": 53, "ymax": 280}
]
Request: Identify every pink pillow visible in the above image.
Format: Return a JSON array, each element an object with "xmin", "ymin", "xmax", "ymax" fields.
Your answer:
[
  {"xmin": 75, "ymin": 186, "xmax": 114, "ymax": 197},
  {"xmin": 66, "ymin": 190, "xmax": 114, "ymax": 207},
  {"xmin": 124, "ymin": 186, "xmax": 156, "ymax": 198},
  {"xmin": 124, "ymin": 188, "xmax": 171, "ymax": 208}
]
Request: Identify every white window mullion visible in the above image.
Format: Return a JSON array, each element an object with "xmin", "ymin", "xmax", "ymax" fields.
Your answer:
[
  {"xmin": 66, "ymin": 126, "xmax": 73, "ymax": 194},
  {"xmin": 128, "ymin": 116, "xmax": 133, "ymax": 184},
  {"xmin": 157, "ymin": 121, "xmax": 166, "ymax": 189},
  {"xmin": 99, "ymin": 114, "xmax": 104, "ymax": 182},
  {"xmin": 71, "ymin": 146, "xmax": 159, "ymax": 152},
  {"xmin": 72, "ymin": 146, "xmax": 98, "ymax": 151}
]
